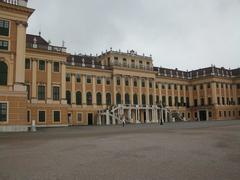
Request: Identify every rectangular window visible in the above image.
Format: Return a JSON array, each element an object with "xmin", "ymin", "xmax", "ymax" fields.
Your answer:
[
  {"xmin": 53, "ymin": 62, "xmax": 60, "ymax": 72},
  {"xmin": 194, "ymin": 99, "xmax": 198, "ymax": 107},
  {"xmin": 0, "ymin": 20, "xmax": 9, "ymax": 36},
  {"xmin": 53, "ymin": 86, "xmax": 60, "ymax": 100},
  {"xmin": 53, "ymin": 111, "xmax": 61, "ymax": 122},
  {"xmin": 97, "ymin": 77, "xmax": 102, "ymax": 84},
  {"xmin": 26, "ymin": 84, "xmax": 30, "ymax": 100},
  {"xmin": 217, "ymin": 97, "xmax": 220, "ymax": 105},
  {"xmin": 25, "ymin": 59, "xmax": 31, "ymax": 69},
  {"xmin": 38, "ymin": 85, "xmax": 45, "ymax": 100},
  {"xmin": 76, "ymin": 74, "xmax": 81, "ymax": 83},
  {"xmin": 77, "ymin": 113, "xmax": 82, "ymax": 122},
  {"xmin": 125, "ymin": 79, "xmax": 129, "ymax": 86},
  {"xmin": 27, "ymin": 110, "xmax": 31, "ymax": 122},
  {"xmin": 106, "ymin": 79, "xmax": 111, "ymax": 85},
  {"xmin": 134, "ymin": 80, "xmax": 137, "ymax": 87},
  {"xmin": 66, "ymin": 73, "xmax": 71, "ymax": 82},
  {"xmin": 0, "ymin": 102, "xmax": 7, "ymax": 122},
  {"xmin": 208, "ymin": 97, "xmax": 212, "ymax": 105},
  {"xmin": 0, "ymin": 40, "xmax": 8, "ymax": 50},
  {"xmin": 149, "ymin": 82, "xmax": 153, "ymax": 88},
  {"xmin": 38, "ymin": 60, "xmax": 45, "ymax": 71},
  {"xmin": 117, "ymin": 78, "xmax": 121, "ymax": 85},
  {"xmin": 209, "ymin": 111, "xmax": 212, "ymax": 118},
  {"xmin": 86, "ymin": 76, "xmax": 92, "ymax": 83},
  {"xmin": 38, "ymin": 111, "xmax": 46, "ymax": 123}
]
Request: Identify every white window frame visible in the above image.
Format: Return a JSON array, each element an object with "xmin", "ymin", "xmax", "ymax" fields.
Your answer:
[{"xmin": 0, "ymin": 101, "xmax": 9, "ymax": 123}]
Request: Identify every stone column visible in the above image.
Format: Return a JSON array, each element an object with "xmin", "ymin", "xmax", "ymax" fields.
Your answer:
[
  {"xmin": 82, "ymin": 75, "xmax": 86, "ymax": 105},
  {"xmin": 146, "ymin": 107, "xmax": 150, "ymax": 123},
  {"xmin": 211, "ymin": 82, "xmax": 217, "ymax": 105},
  {"xmin": 189, "ymin": 86, "xmax": 194, "ymax": 106},
  {"xmin": 146, "ymin": 79, "xmax": 150, "ymax": 105},
  {"xmin": 165, "ymin": 84, "xmax": 169, "ymax": 106},
  {"xmin": 71, "ymin": 74, "xmax": 76, "ymax": 105},
  {"xmin": 183, "ymin": 85, "xmax": 186, "ymax": 104},
  {"xmin": 204, "ymin": 84, "xmax": 207, "ymax": 105},
  {"xmin": 219, "ymin": 84, "xmax": 222, "ymax": 105},
  {"xmin": 130, "ymin": 77, "xmax": 134, "ymax": 105},
  {"xmin": 171, "ymin": 84, "xmax": 175, "ymax": 106},
  {"xmin": 227, "ymin": 84, "xmax": 231, "ymax": 104},
  {"xmin": 113, "ymin": 76, "xmax": 117, "ymax": 105},
  {"xmin": 223, "ymin": 84, "xmax": 227, "ymax": 105},
  {"xmin": 177, "ymin": 85, "xmax": 180, "ymax": 104},
  {"xmin": 138, "ymin": 78, "xmax": 142, "ymax": 105},
  {"xmin": 159, "ymin": 83, "xmax": 162, "ymax": 102},
  {"xmin": 232, "ymin": 84, "xmax": 237, "ymax": 105},
  {"xmin": 47, "ymin": 61, "xmax": 52, "ymax": 104},
  {"xmin": 31, "ymin": 59, "xmax": 37, "ymax": 103},
  {"xmin": 121, "ymin": 76, "xmax": 125, "ymax": 104},
  {"xmin": 153, "ymin": 81, "xmax": 156, "ymax": 104},
  {"xmin": 102, "ymin": 77, "xmax": 106, "ymax": 105},
  {"xmin": 15, "ymin": 22, "xmax": 27, "ymax": 91},
  {"xmin": 197, "ymin": 85, "xmax": 200, "ymax": 106},
  {"xmin": 61, "ymin": 62, "xmax": 67, "ymax": 104},
  {"xmin": 92, "ymin": 76, "xmax": 96, "ymax": 106}
]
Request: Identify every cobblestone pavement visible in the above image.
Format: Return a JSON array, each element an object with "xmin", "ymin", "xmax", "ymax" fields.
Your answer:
[{"xmin": 0, "ymin": 120, "xmax": 240, "ymax": 180}]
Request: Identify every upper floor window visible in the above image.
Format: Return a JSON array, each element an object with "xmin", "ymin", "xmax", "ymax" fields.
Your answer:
[
  {"xmin": 97, "ymin": 77, "xmax": 102, "ymax": 84},
  {"xmin": 53, "ymin": 86, "xmax": 60, "ymax": 101},
  {"xmin": 117, "ymin": 78, "xmax": 121, "ymax": 85},
  {"xmin": 53, "ymin": 62, "xmax": 60, "ymax": 72},
  {"xmin": 38, "ymin": 60, "xmax": 45, "ymax": 71},
  {"xmin": 0, "ymin": 40, "xmax": 8, "ymax": 50},
  {"xmin": 25, "ymin": 59, "xmax": 31, "ymax": 69},
  {"xmin": 0, "ymin": 20, "xmax": 9, "ymax": 36},
  {"xmin": 76, "ymin": 74, "xmax": 81, "ymax": 83},
  {"xmin": 237, "ymin": 84, "xmax": 240, "ymax": 89},
  {"xmin": 149, "ymin": 82, "xmax": 153, "ymax": 88},
  {"xmin": 134, "ymin": 79, "xmax": 137, "ymax": 87},
  {"xmin": 38, "ymin": 85, "xmax": 45, "ymax": 100},
  {"xmin": 66, "ymin": 73, "xmax": 71, "ymax": 82},
  {"xmin": 0, "ymin": 61, "xmax": 8, "ymax": 85},
  {"xmin": 106, "ymin": 78, "xmax": 111, "ymax": 85},
  {"xmin": 125, "ymin": 78, "xmax": 129, "ymax": 86},
  {"xmin": 142, "ymin": 79, "xmax": 145, "ymax": 87},
  {"xmin": 207, "ymin": 83, "xmax": 211, "ymax": 88},
  {"xmin": 86, "ymin": 76, "xmax": 92, "ymax": 83}
]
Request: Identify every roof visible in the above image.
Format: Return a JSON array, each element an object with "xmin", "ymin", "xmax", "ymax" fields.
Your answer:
[{"xmin": 26, "ymin": 34, "xmax": 49, "ymax": 45}]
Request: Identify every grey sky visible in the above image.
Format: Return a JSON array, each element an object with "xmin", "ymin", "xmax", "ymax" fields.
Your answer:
[{"xmin": 27, "ymin": 0, "xmax": 240, "ymax": 70}]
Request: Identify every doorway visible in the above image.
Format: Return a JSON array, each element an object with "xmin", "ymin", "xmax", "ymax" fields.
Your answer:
[
  {"xmin": 67, "ymin": 112, "xmax": 72, "ymax": 125},
  {"xmin": 199, "ymin": 111, "xmax": 207, "ymax": 121},
  {"xmin": 88, "ymin": 113, "xmax": 93, "ymax": 125}
]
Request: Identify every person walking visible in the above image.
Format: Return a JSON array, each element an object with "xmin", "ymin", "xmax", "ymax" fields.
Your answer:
[{"xmin": 122, "ymin": 117, "xmax": 126, "ymax": 127}]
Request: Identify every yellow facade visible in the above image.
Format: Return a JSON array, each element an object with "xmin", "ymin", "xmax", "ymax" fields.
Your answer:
[{"xmin": 0, "ymin": 1, "xmax": 240, "ymax": 131}]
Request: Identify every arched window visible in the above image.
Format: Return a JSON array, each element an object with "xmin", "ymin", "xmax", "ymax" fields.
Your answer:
[
  {"xmin": 133, "ymin": 94, "xmax": 138, "ymax": 105},
  {"xmin": 76, "ymin": 91, "xmax": 82, "ymax": 105},
  {"xmin": 86, "ymin": 92, "xmax": 92, "ymax": 105},
  {"xmin": 0, "ymin": 61, "xmax": 7, "ymax": 85},
  {"xmin": 97, "ymin": 92, "xmax": 102, "ymax": 105},
  {"xmin": 125, "ymin": 93, "xmax": 130, "ymax": 105},
  {"xmin": 106, "ymin": 93, "xmax": 111, "ymax": 105},
  {"xmin": 142, "ymin": 94, "xmax": 146, "ymax": 105},
  {"xmin": 116, "ymin": 93, "xmax": 121, "ymax": 105},
  {"xmin": 149, "ymin": 95, "xmax": 153, "ymax": 105},
  {"xmin": 66, "ymin": 91, "xmax": 71, "ymax": 105}
]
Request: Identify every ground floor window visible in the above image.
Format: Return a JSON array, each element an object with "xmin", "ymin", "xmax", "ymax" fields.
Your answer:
[
  {"xmin": 0, "ymin": 102, "xmax": 7, "ymax": 122},
  {"xmin": 209, "ymin": 111, "xmax": 212, "ymax": 118},
  {"xmin": 77, "ymin": 113, "xmax": 82, "ymax": 122},
  {"xmin": 53, "ymin": 111, "xmax": 61, "ymax": 122},
  {"xmin": 27, "ymin": 110, "xmax": 31, "ymax": 122},
  {"xmin": 38, "ymin": 111, "xmax": 46, "ymax": 123}
]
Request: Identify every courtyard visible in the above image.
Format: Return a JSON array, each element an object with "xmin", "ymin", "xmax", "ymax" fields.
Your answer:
[{"xmin": 0, "ymin": 120, "xmax": 240, "ymax": 180}]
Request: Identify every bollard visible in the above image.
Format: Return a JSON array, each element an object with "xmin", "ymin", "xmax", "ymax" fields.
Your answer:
[{"xmin": 31, "ymin": 120, "xmax": 37, "ymax": 132}]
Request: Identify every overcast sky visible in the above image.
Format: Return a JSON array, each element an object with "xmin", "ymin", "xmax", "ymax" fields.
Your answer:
[{"xmin": 27, "ymin": 0, "xmax": 240, "ymax": 70}]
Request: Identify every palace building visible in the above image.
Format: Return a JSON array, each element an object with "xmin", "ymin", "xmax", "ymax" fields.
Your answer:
[{"xmin": 0, "ymin": 0, "xmax": 240, "ymax": 131}]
